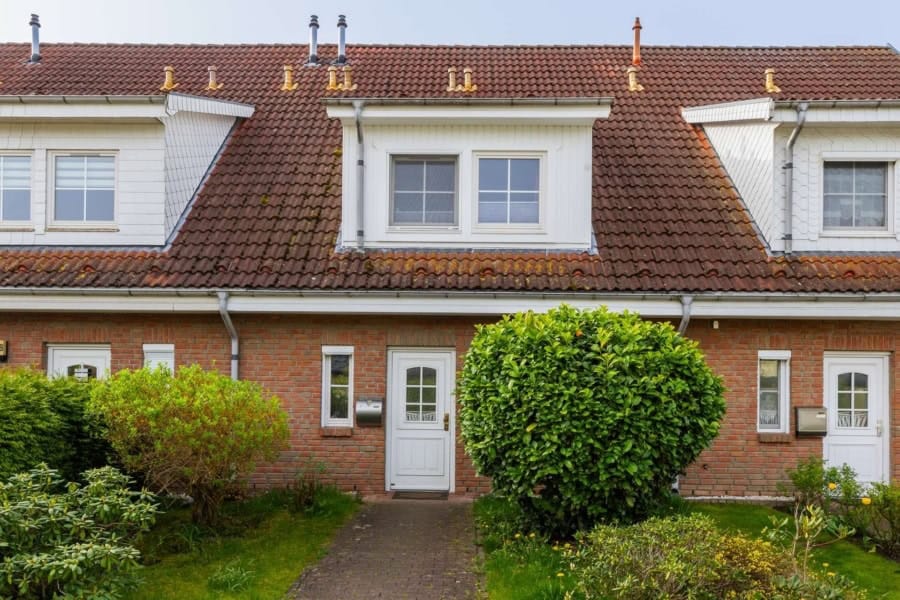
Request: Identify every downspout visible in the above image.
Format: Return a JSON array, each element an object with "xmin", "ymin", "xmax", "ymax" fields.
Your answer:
[
  {"xmin": 353, "ymin": 100, "xmax": 365, "ymax": 249},
  {"xmin": 782, "ymin": 102, "xmax": 809, "ymax": 255},
  {"xmin": 217, "ymin": 291, "xmax": 239, "ymax": 380},
  {"xmin": 677, "ymin": 295, "xmax": 693, "ymax": 335}
]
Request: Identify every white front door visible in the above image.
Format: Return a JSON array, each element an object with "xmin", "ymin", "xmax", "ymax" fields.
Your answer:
[
  {"xmin": 823, "ymin": 353, "xmax": 890, "ymax": 486},
  {"xmin": 387, "ymin": 349, "xmax": 455, "ymax": 491},
  {"xmin": 47, "ymin": 344, "xmax": 111, "ymax": 381}
]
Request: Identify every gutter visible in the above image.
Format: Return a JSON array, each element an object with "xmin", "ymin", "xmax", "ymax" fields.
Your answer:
[
  {"xmin": 353, "ymin": 100, "xmax": 365, "ymax": 249},
  {"xmin": 217, "ymin": 291, "xmax": 239, "ymax": 380},
  {"xmin": 782, "ymin": 102, "xmax": 809, "ymax": 255},
  {"xmin": 677, "ymin": 295, "xmax": 693, "ymax": 334}
]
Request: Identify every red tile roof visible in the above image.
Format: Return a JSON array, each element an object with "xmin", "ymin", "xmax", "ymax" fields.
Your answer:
[{"xmin": 1, "ymin": 42, "xmax": 899, "ymax": 293}]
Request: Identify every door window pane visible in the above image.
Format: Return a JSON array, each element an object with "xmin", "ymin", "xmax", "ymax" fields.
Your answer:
[
  {"xmin": 477, "ymin": 157, "xmax": 540, "ymax": 225},
  {"xmin": 54, "ymin": 155, "xmax": 116, "ymax": 222},
  {"xmin": 405, "ymin": 366, "xmax": 438, "ymax": 423},
  {"xmin": 835, "ymin": 371, "xmax": 868, "ymax": 429},
  {"xmin": 391, "ymin": 158, "xmax": 456, "ymax": 225},
  {"xmin": 0, "ymin": 155, "xmax": 31, "ymax": 221},
  {"xmin": 823, "ymin": 162, "xmax": 887, "ymax": 229}
]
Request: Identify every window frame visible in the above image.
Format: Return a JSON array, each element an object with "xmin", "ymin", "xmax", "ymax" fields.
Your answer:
[
  {"xmin": 321, "ymin": 345, "xmax": 354, "ymax": 428},
  {"xmin": 143, "ymin": 343, "xmax": 175, "ymax": 372},
  {"xmin": 757, "ymin": 350, "xmax": 791, "ymax": 434},
  {"xmin": 48, "ymin": 151, "xmax": 118, "ymax": 228},
  {"xmin": 473, "ymin": 152, "xmax": 546, "ymax": 231},
  {"xmin": 821, "ymin": 159, "xmax": 894, "ymax": 235},
  {"xmin": 388, "ymin": 154, "xmax": 459, "ymax": 229},
  {"xmin": 0, "ymin": 152, "xmax": 34, "ymax": 226}
]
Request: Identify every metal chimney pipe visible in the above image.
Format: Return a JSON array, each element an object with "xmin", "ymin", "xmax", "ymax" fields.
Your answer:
[
  {"xmin": 632, "ymin": 17, "xmax": 642, "ymax": 67},
  {"xmin": 307, "ymin": 15, "xmax": 319, "ymax": 65},
  {"xmin": 28, "ymin": 14, "xmax": 41, "ymax": 63},
  {"xmin": 336, "ymin": 15, "xmax": 347, "ymax": 65}
]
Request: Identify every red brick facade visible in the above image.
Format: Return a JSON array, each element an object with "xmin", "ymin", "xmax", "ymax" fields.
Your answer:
[{"xmin": 0, "ymin": 312, "xmax": 895, "ymax": 497}]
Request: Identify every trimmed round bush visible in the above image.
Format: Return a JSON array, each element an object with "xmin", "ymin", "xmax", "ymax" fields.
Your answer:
[{"xmin": 458, "ymin": 305, "xmax": 725, "ymax": 535}]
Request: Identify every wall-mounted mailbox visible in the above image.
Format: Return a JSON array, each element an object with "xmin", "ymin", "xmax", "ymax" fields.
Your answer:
[
  {"xmin": 356, "ymin": 397, "xmax": 383, "ymax": 427},
  {"xmin": 796, "ymin": 407, "xmax": 827, "ymax": 436},
  {"xmin": 0, "ymin": 340, "xmax": 7, "ymax": 363}
]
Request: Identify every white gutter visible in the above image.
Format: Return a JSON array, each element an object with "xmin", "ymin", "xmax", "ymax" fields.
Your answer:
[
  {"xmin": 217, "ymin": 291, "xmax": 239, "ymax": 380},
  {"xmin": 782, "ymin": 103, "xmax": 809, "ymax": 255}
]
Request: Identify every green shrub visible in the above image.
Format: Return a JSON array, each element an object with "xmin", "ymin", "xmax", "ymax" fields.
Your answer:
[
  {"xmin": 458, "ymin": 305, "xmax": 725, "ymax": 535},
  {"xmin": 89, "ymin": 365, "xmax": 290, "ymax": 525},
  {"xmin": 856, "ymin": 483, "xmax": 900, "ymax": 559},
  {"xmin": 783, "ymin": 457, "xmax": 861, "ymax": 511},
  {"xmin": 0, "ymin": 464, "xmax": 157, "ymax": 599},
  {"xmin": 0, "ymin": 368, "xmax": 111, "ymax": 481}
]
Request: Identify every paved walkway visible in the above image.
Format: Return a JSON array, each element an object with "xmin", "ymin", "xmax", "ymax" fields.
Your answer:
[{"xmin": 288, "ymin": 498, "xmax": 481, "ymax": 599}]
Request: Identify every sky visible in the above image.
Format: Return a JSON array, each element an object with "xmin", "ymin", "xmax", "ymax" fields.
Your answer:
[{"xmin": 1, "ymin": 0, "xmax": 898, "ymax": 47}]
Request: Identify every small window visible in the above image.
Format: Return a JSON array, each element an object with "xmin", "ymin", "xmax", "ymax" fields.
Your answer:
[
  {"xmin": 0, "ymin": 155, "xmax": 32, "ymax": 222},
  {"xmin": 477, "ymin": 157, "xmax": 540, "ymax": 225},
  {"xmin": 391, "ymin": 157, "xmax": 457, "ymax": 225},
  {"xmin": 54, "ymin": 154, "xmax": 115, "ymax": 223},
  {"xmin": 823, "ymin": 162, "xmax": 888, "ymax": 230},
  {"xmin": 143, "ymin": 343, "xmax": 175, "ymax": 372},
  {"xmin": 758, "ymin": 351, "xmax": 791, "ymax": 433},
  {"xmin": 322, "ymin": 346, "xmax": 353, "ymax": 427},
  {"xmin": 836, "ymin": 371, "xmax": 869, "ymax": 428}
]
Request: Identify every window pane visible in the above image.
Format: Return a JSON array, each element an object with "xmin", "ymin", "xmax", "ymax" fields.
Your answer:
[
  {"xmin": 426, "ymin": 162, "xmax": 455, "ymax": 192},
  {"xmin": 393, "ymin": 192, "xmax": 424, "ymax": 224},
  {"xmin": 853, "ymin": 373, "xmax": 868, "ymax": 391},
  {"xmin": 406, "ymin": 387, "xmax": 420, "ymax": 404},
  {"xmin": 2, "ymin": 156, "xmax": 31, "ymax": 188},
  {"xmin": 2, "ymin": 190, "xmax": 30, "ymax": 220},
  {"xmin": 837, "ymin": 392, "xmax": 851, "ymax": 409},
  {"xmin": 407, "ymin": 367, "xmax": 421, "ymax": 385},
  {"xmin": 855, "ymin": 195, "xmax": 885, "ymax": 227},
  {"xmin": 479, "ymin": 192, "xmax": 507, "ymax": 223},
  {"xmin": 56, "ymin": 156, "xmax": 85, "ymax": 188},
  {"xmin": 85, "ymin": 190, "xmax": 114, "ymax": 221},
  {"xmin": 510, "ymin": 193, "xmax": 539, "ymax": 223},
  {"xmin": 759, "ymin": 391, "xmax": 780, "ymax": 428},
  {"xmin": 424, "ymin": 193, "xmax": 455, "ymax": 224},
  {"xmin": 510, "ymin": 159, "xmax": 540, "ymax": 190},
  {"xmin": 838, "ymin": 410, "xmax": 852, "ymax": 427},
  {"xmin": 853, "ymin": 391, "xmax": 868, "ymax": 410},
  {"xmin": 823, "ymin": 195, "xmax": 853, "ymax": 227},
  {"xmin": 394, "ymin": 161, "xmax": 423, "ymax": 191},
  {"xmin": 330, "ymin": 355, "xmax": 350, "ymax": 383},
  {"xmin": 479, "ymin": 158, "xmax": 507, "ymax": 190},
  {"xmin": 837, "ymin": 372, "xmax": 852, "ymax": 392},
  {"xmin": 824, "ymin": 163, "xmax": 853, "ymax": 193},
  {"xmin": 421, "ymin": 367, "xmax": 436, "ymax": 385},
  {"xmin": 759, "ymin": 360, "xmax": 780, "ymax": 390},
  {"xmin": 421, "ymin": 406, "xmax": 437, "ymax": 422},
  {"xmin": 330, "ymin": 387, "xmax": 348, "ymax": 419},
  {"xmin": 422, "ymin": 386, "xmax": 436, "ymax": 403},
  {"xmin": 55, "ymin": 189, "xmax": 84, "ymax": 221},
  {"xmin": 86, "ymin": 156, "xmax": 115, "ymax": 188},
  {"xmin": 855, "ymin": 164, "xmax": 886, "ymax": 194}
]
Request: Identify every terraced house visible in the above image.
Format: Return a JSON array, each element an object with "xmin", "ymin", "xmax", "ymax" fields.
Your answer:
[{"xmin": 0, "ymin": 15, "xmax": 898, "ymax": 498}]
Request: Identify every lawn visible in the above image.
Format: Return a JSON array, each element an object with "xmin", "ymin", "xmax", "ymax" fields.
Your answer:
[
  {"xmin": 127, "ymin": 488, "xmax": 358, "ymax": 600},
  {"xmin": 475, "ymin": 495, "xmax": 900, "ymax": 600}
]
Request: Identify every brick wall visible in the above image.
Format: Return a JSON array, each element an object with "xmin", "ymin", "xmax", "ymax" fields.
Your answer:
[{"xmin": 0, "ymin": 312, "xmax": 895, "ymax": 497}]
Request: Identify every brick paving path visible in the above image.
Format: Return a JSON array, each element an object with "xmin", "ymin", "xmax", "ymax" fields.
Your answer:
[{"xmin": 288, "ymin": 498, "xmax": 480, "ymax": 599}]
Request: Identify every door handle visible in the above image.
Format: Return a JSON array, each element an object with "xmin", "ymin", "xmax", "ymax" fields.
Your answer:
[
  {"xmin": 443, "ymin": 413, "xmax": 449, "ymax": 431},
  {"xmin": 876, "ymin": 419, "xmax": 883, "ymax": 437}
]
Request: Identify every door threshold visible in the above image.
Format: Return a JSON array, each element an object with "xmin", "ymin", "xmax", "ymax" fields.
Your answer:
[{"xmin": 391, "ymin": 491, "xmax": 449, "ymax": 500}]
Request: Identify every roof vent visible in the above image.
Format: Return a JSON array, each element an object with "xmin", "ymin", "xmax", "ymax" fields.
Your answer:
[
  {"xmin": 326, "ymin": 65, "xmax": 357, "ymax": 91},
  {"xmin": 28, "ymin": 14, "xmax": 41, "ymax": 63},
  {"xmin": 447, "ymin": 67, "xmax": 477, "ymax": 93},
  {"xmin": 160, "ymin": 66, "xmax": 178, "ymax": 91},
  {"xmin": 336, "ymin": 15, "xmax": 348, "ymax": 65},
  {"xmin": 307, "ymin": 15, "xmax": 319, "ymax": 65},
  {"xmin": 632, "ymin": 17, "xmax": 642, "ymax": 67},
  {"xmin": 764, "ymin": 68, "xmax": 781, "ymax": 94},
  {"xmin": 207, "ymin": 66, "xmax": 223, "ymax": 90},
  {"xmin": 626, "ymin": 66, "xmax": 644, "ymax": 92},
  {"xmin": 282, "ymin": 65, "xmax": 299, "ymax": 91}
]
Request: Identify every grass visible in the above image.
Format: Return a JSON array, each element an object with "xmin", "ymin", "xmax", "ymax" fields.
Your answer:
[
  {"xmin": 127, "ymin": 488, "xmax": 358, "ymax": 600},
  {"xmin": 475, "ymin": 495, "xmax": 900, "ymax": 600}
]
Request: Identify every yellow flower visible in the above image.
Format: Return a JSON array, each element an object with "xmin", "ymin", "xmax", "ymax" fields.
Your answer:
[
  {"xmin": 828, "ymin": 572, "xmax": 836, "ymax": 577},
  {"xmin": 827, "ymin": 482, "xmax": 837, "ymax": 491},
  {"xmin": 529, "ymin": 532, "xmax": 536, "ymax": 538},
  {"xmin": 862, "ymin": 497, "xmax": 872, "ymax": 505},
  {"xmin": 822, "ymin": 562, "xmax": 829, "ymax": 568},
  {"xmin": 552, "ymin": 545, "xmax": 560, "ymax": 551},
  {"xmin": 556, "ymin": 572, "xmax": 565, "ymax": 577},
  {"xmin": 514, "ymin": 533, "xmax": 521, "ymax": 539}
]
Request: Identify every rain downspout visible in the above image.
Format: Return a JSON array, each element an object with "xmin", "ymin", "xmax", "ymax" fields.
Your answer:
[
  {"xmin": 677, "ymin": 295, "xmax": 693, "ymax": 335},
  {"xmin": 783, "ymin": 102, "xmax": 808, "ymax": 255},
  {"xmin": 353, "ymin": 100, "xmax": 365, "ymax": 248},
  {"xmin": 217, "ymin": 291, "xmax": 239, "ymax": 380}
]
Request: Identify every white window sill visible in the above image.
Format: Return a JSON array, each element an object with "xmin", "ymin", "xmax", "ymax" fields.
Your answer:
[
  {"xmin": 386, "ymin": 225, "xmax": 460, "ymax": 233},
  {"xmin": 46, "ymin": 225, "xmax": 119, "ymax": 232},
  {"xmin": 0, "ymin": 225, "xmax": 35, "ymax": 232},
  {"xmin": 819, "ymin": 229, "xmax": 894, "ymax": 238},
  {"xmin": 472, "ymin": 225, "xmax": 546, "ymax": 234}
]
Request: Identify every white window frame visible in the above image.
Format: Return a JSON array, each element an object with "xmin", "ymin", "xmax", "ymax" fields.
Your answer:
[
  {"xmin": 388, "ymin": 154, "xmax": 459, "ymax": 229},
  {"xmin": 472, "ymin": 151, "xmax": 546, "ymax": 232},
  {"xmin": 820, "ymin": 157, "xmax": 896, "ymax": 237},
  {"xmin": 0, "ymin": 152, "xmax": 34, "ymax": 227},
  {"xmin": 321, "ymin": 345, "xmax": 354, "ymax": 428},
  {"xmin": 757, "ymin": 350, "xmax": 791, "ymax": 434},
  {"xmin": 48, "ymin": 151, "xmax": 118, "ymax": 229},
  {"xmin": 143, "ymin": 343, "xmax": 175, "ymax": 372}
]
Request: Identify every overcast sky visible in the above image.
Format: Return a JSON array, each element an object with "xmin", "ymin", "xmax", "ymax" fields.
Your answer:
[{"xmin": 1, "ymin": 0, "xmax": 898, "ymax": 47}]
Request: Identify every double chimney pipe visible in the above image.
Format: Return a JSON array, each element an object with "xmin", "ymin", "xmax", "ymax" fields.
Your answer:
[{"xmin": 306, "ymin": 14, "xmax": 348, "ymax": 66}]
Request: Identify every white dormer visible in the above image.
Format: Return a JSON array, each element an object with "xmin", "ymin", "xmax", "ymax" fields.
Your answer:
[
  {"xmin": 0, "ymin": 93, "xmax": 253, "ymax": 246},
  {"xmin": 326, "ymin": 98, "xmax": 612, "ymax": 251},
  {"xmin": 683, "ymin": 98, "xmax": 900, "ymax": 253}
]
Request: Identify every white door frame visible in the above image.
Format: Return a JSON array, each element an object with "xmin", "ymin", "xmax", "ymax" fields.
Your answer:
[
  {"xmin": 385, "ymin": 347, "xmax": 456, "ymax": 492},
  {"xmin": 822, "ymin": 352, "xmax": 890, "ymax": 484}
]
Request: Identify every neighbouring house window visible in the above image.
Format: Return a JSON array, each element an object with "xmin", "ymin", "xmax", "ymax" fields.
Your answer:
[
  {"xmin": 322, "ymin": 346, "xmax": 353, "ymax": 427},
  {"xmin": 477, "ymin": 157, "xmax": 540, "ymax": 225},
  {"xmin": 391, "ymin": 156, "xmax": 457, "ymax": 225},
  {"xmin": 143, "ymin": 343, "xmax": 175, "ymax": 372},
  {"xmin": 0, "ymin": 155, "xmax": 32, "ymax": 222},
  {"xmin": 758, "ymin": 350, "xmax": 791, "ymax": 433},
  {"xmin": 54, "ymin": 154, "xmax": 115, "ymax": 223},
  {"xmin": 823, "ymin": 162, "xmax": 888, "ymax": 229}
]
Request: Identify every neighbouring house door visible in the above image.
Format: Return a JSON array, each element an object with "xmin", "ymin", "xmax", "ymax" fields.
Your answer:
[
  {"xmin": 823, "ymin": 353, "xmax": 890, "ymax": 486},
  {"xmin": 47, "ymin": 345, "xmax": 111, "ymax": 381},
  {"xmin": 387, "ymin": 349, "xmax": 455, "ymax": 491}
]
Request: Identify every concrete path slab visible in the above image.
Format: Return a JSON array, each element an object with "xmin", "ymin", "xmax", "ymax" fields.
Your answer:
[{"xmin": 288, "ymin": 498, "xmax": 480, "ymax": 599}]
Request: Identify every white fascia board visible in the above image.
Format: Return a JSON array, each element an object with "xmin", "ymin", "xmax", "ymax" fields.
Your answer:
[
  {"xmin": 691, "ymin": 298, "xmax": 900, "ymax": 319},
  {"xmin": 166, "ymin": 93, "xmax": 255, "ymax": 118},
  {"xmin": 0, "ymin": 95, "xmax": 167, "ymax": 119},
  {"xmin": 773, "ymin": 104, "xmax": 900, "ymax": 124},
  {"xmin": 326, "ymin": 102, "xmax": 612, "ymax": 126},
  {"xmin": 0, "ymin": 293, "xmax": 217, "ymax": 313},
  {"xmin": 681, "ymin": 98, "xmax": 774, "ymax": 124}
]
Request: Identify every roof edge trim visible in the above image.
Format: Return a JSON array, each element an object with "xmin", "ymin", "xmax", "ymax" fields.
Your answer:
[
  {"xmin": 166, "ymin": 92, "xmax": 255, "ymax": 118},
  {"xmin": 682, "ymin": 97, "xmax": 774, "ymax": 124}
]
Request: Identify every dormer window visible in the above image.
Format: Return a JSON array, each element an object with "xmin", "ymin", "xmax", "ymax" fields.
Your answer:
[
  {"xmin": 477, "ymin": 156, "xmax": 541, "ymax": 225},
  {"xmin": 391, "ymin": 156, "xmax": 457, "ymax": 226},
  {"xmin": 0, "ymin": 155, "xmax": 32, "ymax": 222},
  {"xmin": 823, "ymin": 161, "xmax": 888, "ymax": 230},
  {"xmin": 53, "ymin": 154, "xmax": 116, "ymax": 224}
]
